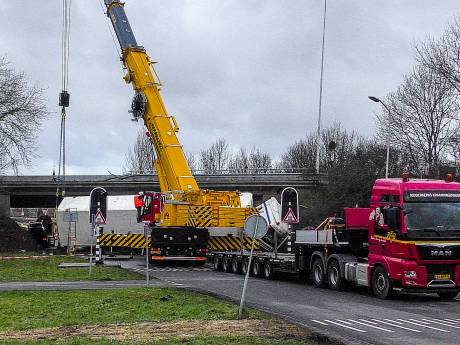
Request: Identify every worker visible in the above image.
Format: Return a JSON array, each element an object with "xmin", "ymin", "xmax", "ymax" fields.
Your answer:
[{"xmin": 134, "ymin": 192, "xmax": 145, "ymax": 223}]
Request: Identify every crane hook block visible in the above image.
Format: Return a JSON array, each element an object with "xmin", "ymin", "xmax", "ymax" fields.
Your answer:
[{"xmin": 59, "ymin": 91, "xmax": 70, "ymax": 107}]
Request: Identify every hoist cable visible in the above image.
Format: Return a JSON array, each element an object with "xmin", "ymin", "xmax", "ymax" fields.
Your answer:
[
  {"xmin": 98, "ymin": 0, "xmax": 122, "ymax": 59},
  {"xmin": 56, "ymin": 0, "xmax": 71, "ymax": 208}
]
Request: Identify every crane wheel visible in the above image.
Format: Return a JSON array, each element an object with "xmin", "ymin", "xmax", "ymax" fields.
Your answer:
[
  {"xmin": 213, "ymin": 255, "xmax": 223, "ymax": 272},
  {"xmin": 222, "ymin": 255, "xmax": 232, "ymax": 273},
  {"xmin": 231, "ymin": 256, "xmax": 242, "ymax": 274}
]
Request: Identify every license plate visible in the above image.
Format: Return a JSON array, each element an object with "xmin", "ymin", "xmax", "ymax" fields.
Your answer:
[{"xmin": 435, "ymin": 274, "xmax": 451, "ymax": 280}]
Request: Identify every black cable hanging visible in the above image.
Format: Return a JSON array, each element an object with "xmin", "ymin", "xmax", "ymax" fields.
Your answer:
[{"xmin": 56, "ymin": 0, "xmax": 71, "ymax": 208}]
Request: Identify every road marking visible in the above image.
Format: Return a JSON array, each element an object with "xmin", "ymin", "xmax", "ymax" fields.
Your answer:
[
  {"xmin": 399, "ymin": 319, "xmax": 450, "ymax": 333},
  {"xmin": 445, "ymin": 319, "xmax": 460, "ymax": 324},
  {"xmin": 421, "ymin": 319, "xmax": 460, "ymax": 329},
  {"xmin": 323, "ymin": 319, "xmax": 367, "ymax": 333},
  {"xmin": 373, "ymin": 319, "xmax": 421, "ymax": 332},
  {"xmin": 348, "ymin": 319, "xmax": 394, "ymax": 332},
  {"xmin": 312, "ymin": 320, "xmax": 328, "ymax": 326},
  {"xmin": 441, "ymin": 319, "xmax": 460, "ymax": 326}
]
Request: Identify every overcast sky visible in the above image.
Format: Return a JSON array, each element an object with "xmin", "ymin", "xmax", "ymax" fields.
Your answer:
[{"xmin": 1, "ymin": 0, "xmax": 459, "ymax": 175}]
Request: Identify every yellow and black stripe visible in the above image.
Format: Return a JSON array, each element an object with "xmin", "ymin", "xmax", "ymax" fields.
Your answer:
[
  {"xmin": 208, "ymin": 236, "xmax": 260, "ymax": 251},
  {"xmin": 98, "ymin": 233, "xmax": 149, "ymax": 249},
  {"xmin": 183, "ymin": 206, "xmax": 214, "ymax": 227}
]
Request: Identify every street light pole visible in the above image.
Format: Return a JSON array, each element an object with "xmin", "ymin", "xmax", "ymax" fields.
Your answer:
[
  {"xmin": 368, "ymin": 96, "xmax": 391, "ymax": 179},
  {"xmin": 315, "ymin": 0, "xmax": 327, "ymax": 175}
]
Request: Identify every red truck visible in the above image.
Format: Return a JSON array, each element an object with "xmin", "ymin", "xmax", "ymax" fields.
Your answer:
[{"xmin": 212, "ymin": 175, "xmax": 460, "ymax": 299}]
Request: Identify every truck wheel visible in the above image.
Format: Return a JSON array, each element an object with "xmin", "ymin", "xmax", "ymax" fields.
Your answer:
[
  {"xmin": 252, "ymin": 259, "xmax": 262, "ymax": 277},
  {"xmin": 222, "ymin": 256, "xmax": 232, "ymax": 273},
  {"xmin": 372, "ymin": 266, "xmax": 393, "ymax": 299},
  {"xmin": 241, "ymin": 257, "xmax": 250, "ymax": 275},
  {"xmin": 327, "ymin": 260, "xmax": 344, "ymax": 291},
  {"xmin": 263, "ymin": 261, "xmax": 275, "ymax": 280},
  {"xmin": 231, "ymin": 256, "xmax": 242, "ymax": 274},
  {"xmin": 213, "ymin": 255, "xmax": 222, "ymax": 271},
  {"xmin": 312, "ymin": 258, "xmax": 327, "ymax": 288},
  {"xmin": 437, "ymin": 291, "xmax": 459, "ymax": 300}
]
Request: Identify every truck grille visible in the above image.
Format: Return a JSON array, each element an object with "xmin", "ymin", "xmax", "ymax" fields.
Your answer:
[{"xmin": 417, "ymin": 244, "xmax": 460, "ymax": 260}]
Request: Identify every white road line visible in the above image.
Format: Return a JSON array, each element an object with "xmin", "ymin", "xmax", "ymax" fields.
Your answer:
[
  {"xmin": 421, "ymin": 319, "xmax": 460, "ymax": 329},
  {"xmin": 348, "ymin": 319, "xmax": 394, "ymax": 332},
  {"xmin": 312, "ymin": 320, "xmax": 328, "ymax": 326},
  {"xmin": 398, "ymin": 319, "xmax": 450, "ymax": 333},
  {"xmin": 323, "ymin": 319, "xmax": 367, "ymax": 333},
  {"xmin": 373, "ymin": 319, "xmax": 421, "ymax": 333},
  {"xmin": 440, "ymin": 319, "xmax": 460, "ymax": 326},
  {"xmin": 444, "ymin": 319, "xmax": 460, "ymax": 324}
]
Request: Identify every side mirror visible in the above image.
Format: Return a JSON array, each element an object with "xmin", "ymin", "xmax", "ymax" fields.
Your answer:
[{"xmin": 387, "ymin": 207, "xmax": 401, "ymax": 231}]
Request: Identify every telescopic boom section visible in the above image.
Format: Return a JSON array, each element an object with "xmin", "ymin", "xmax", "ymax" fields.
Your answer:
[{"xmin": 104, "ymin": 0, "xmax": 199, "ymax": 193}]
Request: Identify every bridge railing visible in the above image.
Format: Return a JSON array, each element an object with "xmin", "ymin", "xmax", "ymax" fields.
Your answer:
[{"xmin": 125, "ymin": 167, "xmax": 318, "ymax": 176}]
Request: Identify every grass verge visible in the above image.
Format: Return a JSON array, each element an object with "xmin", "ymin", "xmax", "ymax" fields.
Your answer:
[
  {"xmin": 0, "ymin": 336, "xmax": 317, "ymax": 345},
  {"xmin": 0, "ymin": 255, "xmax": 142, "ymax": 282},
  {"xmin": 0, "ymin": 287, "xmax": 262, "ymax": 331}
]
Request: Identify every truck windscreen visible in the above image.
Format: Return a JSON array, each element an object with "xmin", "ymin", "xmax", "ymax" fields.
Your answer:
[{"xmin": 404, "ymin": 202, "xmax": 460, "ymax": 236}]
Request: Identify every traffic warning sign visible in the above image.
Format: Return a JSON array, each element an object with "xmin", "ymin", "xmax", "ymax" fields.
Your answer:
[
  {"xmin": 281, "ymin": 187, "xmax": 299, "ymax": 224},
  {"xmin": 282, "ymin": 208, "xmax": 298, "ymax": 223},
  {"xmin": 94, "ymin": 209, "xmax": 106, "ymax": 225}
]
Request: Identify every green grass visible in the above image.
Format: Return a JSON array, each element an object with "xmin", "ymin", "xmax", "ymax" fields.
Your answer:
[
  {"xmin": 0, "ymin": 337, "xmax": 317, "ymax": 345},
  {"xmin": 0, "ymin": 288, "xmax": 262, "ymax": 331},
  {"xmin": 0, "ymin": 255, "xmax": 142, "ymax": 282}
]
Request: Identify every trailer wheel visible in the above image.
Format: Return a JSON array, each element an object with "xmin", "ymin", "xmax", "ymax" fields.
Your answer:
[
  {"xmin": 231, "ymin": 256, "xmax": 242, "ymax": 274},
  {"xmin": 437, "ymin": 291, "xmax": 459, "ymax": 300},
  {"xmin": 241, "ymin": 257, "xmax": 250, "ymax": 275},
  {"xmin": 263, "ymin": 261, "xmax": 275, "ymax": 280},
  {"xmin": 252, "ymin": 259, "xmax": 263, "ymax": 277},
  {"xmin": 213, "ymin": 255, "xmax": 222, "ymax": 271},
  {"xmin": 372, "ymin": 266, "xmax": 393, "ymax": 299},
  {"xmin": 327, "ymin": 260, "xmax": 344, "ymax": 291},
  {"xmin": 222, "ymin": 255, "xmax": 232, "ymax": 273},
  {"xmin": 312, "ymin": 258, "xmax": 327, "ymax": 288}
]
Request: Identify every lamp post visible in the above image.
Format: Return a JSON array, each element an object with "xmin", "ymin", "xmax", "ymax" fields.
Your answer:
[{"xmin": 368, "ymin": 96, "xmax": 390, "ymax": 179}]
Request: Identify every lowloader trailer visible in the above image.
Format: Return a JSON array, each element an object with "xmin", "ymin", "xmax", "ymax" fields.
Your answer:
[{"xmin": 212, "ymin": 176, "xmax": 460, "ymax": 299}]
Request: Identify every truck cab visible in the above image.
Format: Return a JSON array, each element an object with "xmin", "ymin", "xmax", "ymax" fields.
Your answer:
[{"xmin": 368, "ymin": 175, "xmax": 460, "ymax": 298}]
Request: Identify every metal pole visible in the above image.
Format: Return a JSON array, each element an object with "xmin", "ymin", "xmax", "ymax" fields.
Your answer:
[
  {"xmin": 238, "ymin": 216, "xmax": 259, "ymax": 319},
  {"xmin": 89, "ymin": 215, "xmax": 93, "ymax": 277},
  {"xmin": 385, "ymin": 137, "xmax": 390, "ymax": 179},
  {"xmin": 145, "ymin": 225, "xmax": 149, "ymax": 286},
  {"xmin": 315, "ymin": 0, "xmax": 327, "ymax": 174}
]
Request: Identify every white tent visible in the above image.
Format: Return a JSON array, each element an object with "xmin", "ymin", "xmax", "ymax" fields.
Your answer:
[{"xmin": 57, "ymin": 195, "xmax": 144, "ymax": 247}]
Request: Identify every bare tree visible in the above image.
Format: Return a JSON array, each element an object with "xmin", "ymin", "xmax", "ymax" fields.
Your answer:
[
  {"xmin": 416, "ymin": 16, "xmax": 460, "ymax": 94},
  {"xmin": 228, "ymin": 148, "xmax": 249, "ymax": 173},
  {"xmin": 248, "ymin": 147, "xmax": 272, "ymax": 171},
  {"xmin": 0, "ymin": 57, "xmax": 48, "ymax": 173},
  {"xmin": 199, "ymin": 138, "xmax": 230, "ymax": 173},
  {"xmin": 376, "ymin": 64, "xmax": 460, "ymax": 177},
  {"xmin": 123, "ymin": 129, "xmax": 156, "ymax": 173},
  {"xmin": 185, "ymin": 152, "xmax": 197, "ymax": 172},
  {"xmin": 228, "ymin": 147, "xmax": 272, "ymax": 173}
]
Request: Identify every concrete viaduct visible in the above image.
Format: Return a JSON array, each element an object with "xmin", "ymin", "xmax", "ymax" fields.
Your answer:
[{"xmin": 0, "ymin": 172, "xmax": 325, "ymax": 214}]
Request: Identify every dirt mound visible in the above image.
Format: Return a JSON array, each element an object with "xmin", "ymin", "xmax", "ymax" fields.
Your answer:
[{"xmin": 0, "ymin": 217, "xmax": 40, "ymax": 252}]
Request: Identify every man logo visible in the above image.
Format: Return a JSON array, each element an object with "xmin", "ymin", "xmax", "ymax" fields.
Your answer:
[{"xmin": 430, "ymin": 250, "xmax": 452, "ymax": 257}]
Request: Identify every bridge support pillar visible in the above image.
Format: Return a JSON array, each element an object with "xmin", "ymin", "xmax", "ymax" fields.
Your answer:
[{"xmin": 0, "ymin": 192, "xmax": 10, "ymax": 217}]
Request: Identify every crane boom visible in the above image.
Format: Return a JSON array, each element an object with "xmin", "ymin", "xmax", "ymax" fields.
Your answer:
[{"xmin": 105, "ymin": 0, "xmax": 198, "ymax": 193}]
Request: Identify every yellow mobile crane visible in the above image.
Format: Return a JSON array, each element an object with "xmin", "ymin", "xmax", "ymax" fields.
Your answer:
[{"xmin": 104, "ymin": 1, "xmax": 257, "ymax": 261}]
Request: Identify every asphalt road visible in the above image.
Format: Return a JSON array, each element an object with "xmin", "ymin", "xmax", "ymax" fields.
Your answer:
[{"xmin": 118, "ymin": 257, "xmax": 460, "ymax": 345}]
